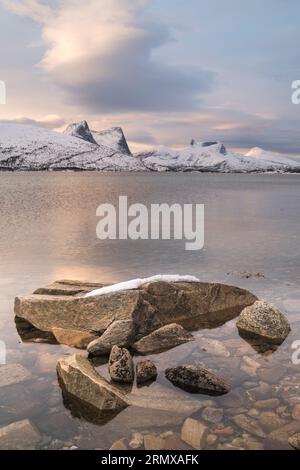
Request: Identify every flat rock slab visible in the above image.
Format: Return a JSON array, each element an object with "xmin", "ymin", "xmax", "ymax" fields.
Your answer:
[
  {"xmin": 15, "ymin": 280, "xmax": 257, "ymax": 345},
  {"xmin": 33, "ymin": 279, "xmax": 107, "ymax": 296},
  {"xmin": 133, "ymin": 323, "xmax": 194, "ymax": 355},
  {"xmin": 0, "ymin": 419, "xmax": 41, "ymax": 450},
  {"xmin": 57, "ymin": 354, "xmax": 130, "ymax": 424},
  {"xmin": 0, "ymin": 364, "xmax": 31, "ymax": 388}
]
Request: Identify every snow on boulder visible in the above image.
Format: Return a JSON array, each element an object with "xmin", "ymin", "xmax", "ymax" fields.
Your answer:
[
  {"xmin": 92, "ymin": 127, "xmax": 132, "ymax": 155},
  {"xmin": 63, "ymin": 121, "xmax": 98, "ymax": 145},
  {"xmin": 85, "ymin": 275, "xmax": 200, "ymax": 297}
]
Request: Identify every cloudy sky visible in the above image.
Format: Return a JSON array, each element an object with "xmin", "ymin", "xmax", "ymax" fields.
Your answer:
[{"xmin": 0, "ymin": 0, "xmax": 300, "ymax": 153}]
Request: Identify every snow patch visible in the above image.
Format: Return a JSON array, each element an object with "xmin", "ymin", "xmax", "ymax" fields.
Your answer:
[{"xmin": 85, "ymin": 274, "xmax": 200, "ymax": 297}]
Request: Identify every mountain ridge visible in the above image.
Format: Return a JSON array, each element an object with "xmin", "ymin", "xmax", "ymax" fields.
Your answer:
[{"xmin": 0, "ymin": 121, "xmax": 299, "ymax": 173}]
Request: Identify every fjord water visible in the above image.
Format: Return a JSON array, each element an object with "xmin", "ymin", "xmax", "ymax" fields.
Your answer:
[{"xmin": 0, "ymin": 172, "xmax": 299, "ymax": 449}]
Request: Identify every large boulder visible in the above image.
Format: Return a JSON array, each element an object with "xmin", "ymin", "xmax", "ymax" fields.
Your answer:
[
  {"xmin": 87, "ymin": 320, "xmax": 136, "ymax": 356},
  {"xmin": 165, "ymin": 365, "xmax": 229, "ymax": 396},
  {"xmin": 57, "ymin": 354, "xmax": 130, "ymax": 424},
  {"xmin": 132, "ymin": 323, "xmax": 194, "ymax": 355},
  {"xmin": 237, "ymin": 301, "xmax": 291, "ymax": 344},
  {"xmin": 15, "ymin": 280, "xmax": 257, "ymax": 345},
  {"xmin": 108, "ymin": 346, "xmax": 134, "ymax": 383}
]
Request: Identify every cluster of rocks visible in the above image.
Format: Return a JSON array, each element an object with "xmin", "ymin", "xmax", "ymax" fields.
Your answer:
[{"xmin": 10, "ymin": 277, "xmax": 296, "ymax": 450}]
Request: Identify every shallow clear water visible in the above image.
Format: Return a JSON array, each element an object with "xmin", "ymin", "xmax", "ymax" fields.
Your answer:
[{"xmin": 0, "ymin": 172, "xmax": 299, "ymax": 450}]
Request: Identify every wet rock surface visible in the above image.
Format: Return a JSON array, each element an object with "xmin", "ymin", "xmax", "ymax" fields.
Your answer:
[
  {"xmin": 165, "ymin": 365, "xmax": 230, "ymax": 396},
  {"xmin": 237, "ymin": 301, "xmax": 291, "ymax": 345}
]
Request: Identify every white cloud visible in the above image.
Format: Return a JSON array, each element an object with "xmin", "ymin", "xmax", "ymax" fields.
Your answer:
[{"xmin": 2, "ymin": 0, "xmax": 214, "ymax": 111}]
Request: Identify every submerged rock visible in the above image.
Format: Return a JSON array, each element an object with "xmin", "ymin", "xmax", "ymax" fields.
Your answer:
[
  {"xmin": 232, "ymin": 414, "xmax": 266, "ymax": 438},
  {"xmin": 136, "ymin": 360, "xmax": 158, "ymax": 384},
  {"xmin": 133, "ymin": 323, "xmax": 194, "ymax": 355},
  {"xmin": 0, "ymin": 419, "xmax": 41, "ymax": 450},
  {"xmin": 15, "ymin": 280, "xmax": 257, "ymax": 344},
  {"xmin": 181, "ymin": 418, "xmax": 208, "ymax": 449},
  {"xmin": 87, "ymin": 320, "xmax": 136, "ymax": 356},
  {"xmin": 108, "ymin": 346, "xmax": 134, "ymax": 384},
  {"xmin": 0, "ymin": 364, "xmax": 31, "ymax": 388},
  {"xmin": 57, "ymin": 354, "xmax": 130, "ymax": 424},
  {"xmin": 237, "ymin": 301, "xmax": 291, "ymax": 344},
  {"xmin": 165, "ymin": 365, "xmax": 230, "ymax": 396}
]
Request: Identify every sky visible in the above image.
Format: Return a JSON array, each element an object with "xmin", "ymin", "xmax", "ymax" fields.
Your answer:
[{"xmin": 0, "ymin": 0, "xmax": 300, "ymax": 153}]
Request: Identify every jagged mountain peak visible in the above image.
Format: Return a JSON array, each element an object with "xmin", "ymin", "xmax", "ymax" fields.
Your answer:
[
  {"xmin": 64, "ymin": 121, "xmax": 98, "ymax": 145},
  {"xmin": 92, "ymin": 127, "xmax": 132, "ymax": 155},
  {"xmin": 190, "ymin": 139, "xmax": 227, "ymax": 155}
]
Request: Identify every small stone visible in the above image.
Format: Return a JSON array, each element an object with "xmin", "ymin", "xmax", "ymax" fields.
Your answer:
[
  {"xmin": 237, "ymin": 301, "xmax": 291, "ymax": 344},
  {"xmin": 257, "ymin": 365, "xmax": 286, "ymax": 384},
  {"xmin": 129, "ymin": 432, "xmax": 144, "ymax": 449},
  {"xmin": 181, "ymin": 418, "xmax": 208, "ymax": 450},
  {"xmin": 258, "ymin": 411, "xmax": 287, "ymax": 433},
  {"xmin": 133, "ymin": 323, "xmax": 194, "ymax": 355},
  {"xmin": 217, "ymin": 443, "xmax": 244, "ymax": 450},
  {"xmin": 232, "ymin": 415, "xmax": 266, "ymax": 438},
  {"xmin": 292, "ymin": 404, "xmax": 300, "ymax": 421},
  {"xmin": 110, "ymin": 438, "xmax": 128, "ymax": 450},
  {"xmin": 232, "ymin": 436, "xmax": 264, "ymax": 451},
  {"xmin": 246, "ymin": 382, "xmax": 272, "ymax": 400},
  {"xmin": 255, "ymin": 399, "xmax": 280, "ymax": 410},
  {"xmin": 288, "ymin": 433, "xmax": 300, "ymax": 450},
  {"xmin": 136, "ymin": 360, "xmax": 157, "ymax": 384},
  {"xmin": 0, "ymin": 419, "xmax": 41, "ymax": 450},
  {"xmin": 165, "ymin": 365, "xmax": 229, "ymax": 396},
  {"xmin": 214, "ymin": 426, "xmax": 234, "ymax": 436},
  {"xmin": 163, "ymin": 433, "xmax": 192, "ymax": 450},
  {"xmin": 87, "ymin": 320, "xmax": 136, "ymax": 356},
  {"xmin": 206, "ymin": 434, "xmax": 218, "ymax": 446},
  {"xmin": 248, "ymin": 409, "xmax": 260, "ymax": 418},
  {"xmin": 144, "ymin": 434, "xmax": 165, "ymax": 450},
  {"xmin": 108, "ymin": 346, "xmax": 134, "ymax": 383},
  {"xmin": 201, "ymin": 407, "xmax": 223, "ymax": 424},
  {"xmin": 240, "ymin": 356, "xmax": 261, "ymax": 377}
]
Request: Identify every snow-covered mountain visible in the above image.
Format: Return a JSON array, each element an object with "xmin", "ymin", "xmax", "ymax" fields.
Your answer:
[
  {"xmin": 0, "ymin": 123, "xmax": 144, "ymax": 171},
  {"xmin": 137, "ymin": 141, "xmax": 300, "ymax": 173},
  {"xmin": 0, "ymin": 121, "xmax": 299, "ymax": 172},
  {"xmin": 92, "ymin": 127, "xmax": 132, "ymax": 155},
  {"xmin": 63, "ymin": 121, "xmax": 98, "ymax": 145}
]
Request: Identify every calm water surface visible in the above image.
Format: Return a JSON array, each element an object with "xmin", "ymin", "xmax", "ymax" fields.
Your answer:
[{"xmin": 0, "ymin": 173, "xmax": 299, "ymax": 450}]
